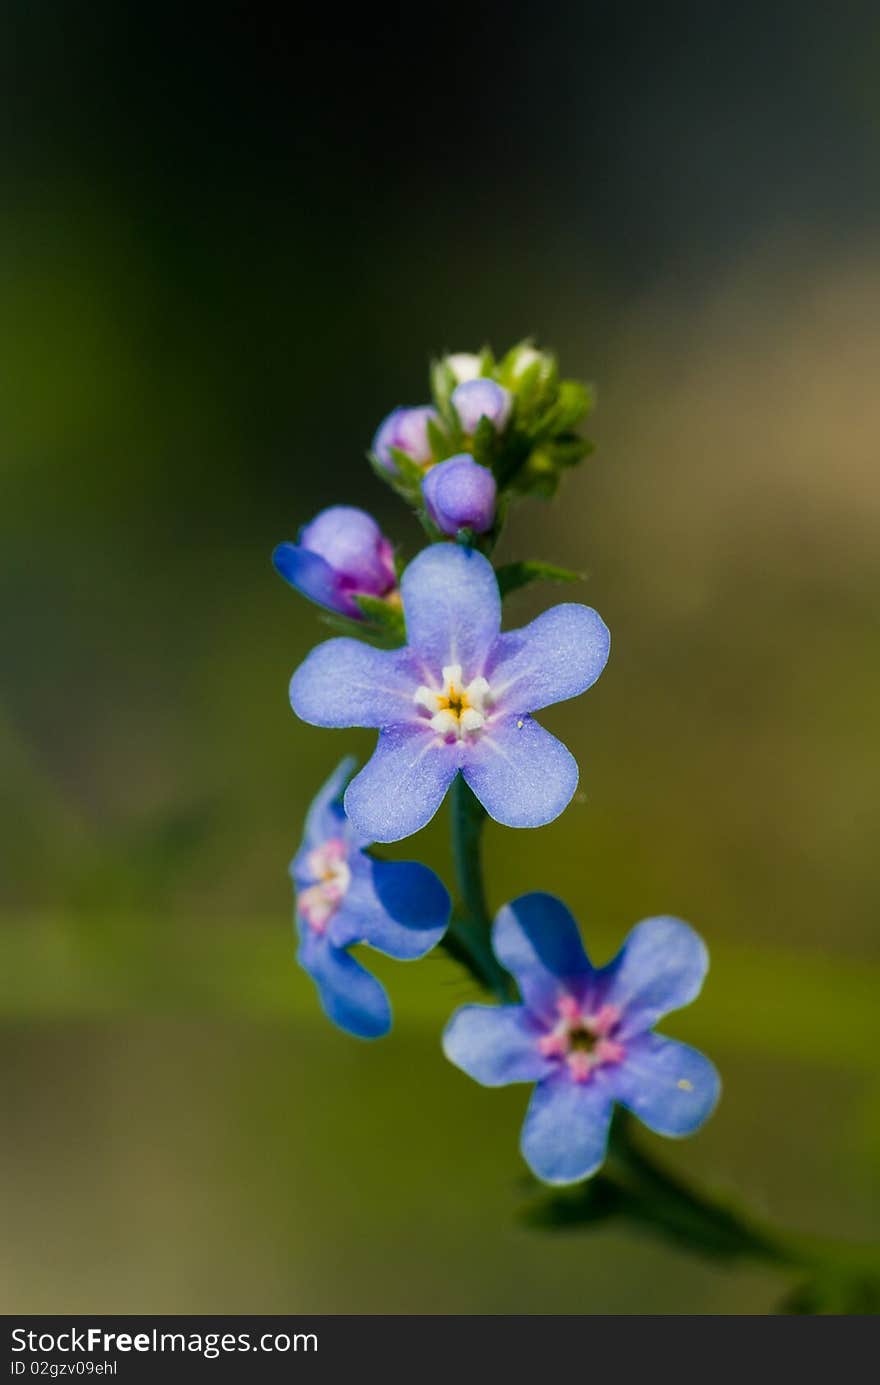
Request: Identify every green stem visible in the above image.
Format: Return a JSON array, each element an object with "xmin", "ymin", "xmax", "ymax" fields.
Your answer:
[
  {"xmin": 608, "ymin": 1115, "xmax": 798, "ymax": 1266},
  {"xmin": 607, "ymin": 1114, "xmax": 878, "ymax": 1281},
  {"xmin": 443, "ymin": 776, "xmax": 511, "ymax": 999}
]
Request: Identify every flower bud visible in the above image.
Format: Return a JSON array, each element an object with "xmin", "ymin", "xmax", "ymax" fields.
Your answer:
[
  {"xmin": 273, "ymin": 505, "xmax": 397, "ymax": 618},
  {"xmin": 445, "ymin": 352, "xmax": 483, "ymax": 384},
  {"xmin": 422, "ymin": 455, "xmax": 497, "ymax": 536},
  {"xmin": 451, "ymin": 379, "xmax": 512, "ymax": 436},
  {"xmin": 504, "ymin": 343, "xmax": 555, "ymax": 388},
  {"xmin": 372, "ymin": 405, "xmax": 439, "ymax": 473}
]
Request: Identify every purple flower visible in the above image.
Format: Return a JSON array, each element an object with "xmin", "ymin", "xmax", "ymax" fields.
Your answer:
[
  {"xmin": 273, "ymin": 505, "xmax": 397, "ymax": 620},
  {"xmin": 292, "ymin": 758, "xmax": 450, "ymax": 1037},
  {"xmin": 289, "ymin": 544, "xmax": 610, "ymax": 842},
  {"xmin": 422, "ymin": 454, "xmax": 497, "ymax": 536},
  {"xmin": 451, "ymin": 379, "xmax": 512, "ymax": 435},
  {"xmin": 443, "ymin": 894, "xmax": 720, "ymax": 1184},
  {"xmin": 372, "ymin": 405, "xmax": 439, "ymax": 473}
]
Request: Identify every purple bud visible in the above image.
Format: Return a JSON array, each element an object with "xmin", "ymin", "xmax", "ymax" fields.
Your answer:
[
  {"xmin": 422, "ymin": 455, "xmax": 497, "ymax": 536},
  {"xmin": 372, "ymin": 405, "xmax": 439, "ymax": 473},
  {"xmin": 273, "ymin": 506, "xmax": 397, "ymax": 618},
  {"xmin": 451, "ymin": 378, "xmax": 512, "ymax": 435}
]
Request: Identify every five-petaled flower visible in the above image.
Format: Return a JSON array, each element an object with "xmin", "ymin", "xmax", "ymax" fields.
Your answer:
[
  {"xmin": 273, "ymin": 505, "xmax": 397, "ymax": 619},
  {"xmin": 292, "ymin": 758, "xmax": 450, "ymax": 1037},
  {"xmin": 443, "ymin": 893, "xmax": 720, "ymax": 1184},
  {"xmin": 289, "ymin": 544, "xmax": 610, "ymax": 842}
]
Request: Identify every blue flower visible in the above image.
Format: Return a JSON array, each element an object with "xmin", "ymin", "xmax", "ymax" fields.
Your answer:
[
  {"xmin": 443, "ymin": 894, "xmax": 720, "ymax": 1184},
  {"xmin": 273, "ymin": 505, "xmax": 398, "ymax": 620},
  {"xmin": 292, "ymin": 758, "xmax": 451, "ymax": 1037},
  {"xmin": 422, "ymin": 454, "xmax": 497, "ymax": 535},
  {"xmin": 451, "ymin": 378, "xmax": 512, "ymax": 435},
  {"xmin": 289, "ymin": 544, "xmax": 610, "ymax": 842},
  {"xmin": 372, "ymin": 405, "xmax": 439, "ymax": 474}
]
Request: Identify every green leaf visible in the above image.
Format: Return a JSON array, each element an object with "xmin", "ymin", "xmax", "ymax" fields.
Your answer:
[
  {"xmin": 496, "ymin": 560, "xmax": 584, "ymax": 599},
  {"xmin": 549, "ymin": 434, "xmax": 594, "ymax": 468},
  {"xmin": 534, "ymin": 379, "xmax": 594, "ymax": 438}
]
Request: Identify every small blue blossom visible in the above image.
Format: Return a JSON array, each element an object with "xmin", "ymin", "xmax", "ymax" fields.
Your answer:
[
  {"xmin": 292, "ymin": 758, "xmax": 450, "ymax": 1037},
  {"xmin": 451, "ymin": 378, "xmax": 512, "ymax": 435},
  {"xmin": 443, "ymin": 894, "xmax": 720, "ymax": 1184},
  {"xmin": 273, "ymin": 505, "xmax": 398, "ymax": 620},
  {"xmin": 372, "ymin": 405, "xmax": 440, "ymax": 473},
  {"xmin": 289, "ymin": 544, "xmax": 610, "ymax": 842},
  {"xmin": 422, "ymin": 454, "xmax": 497, "ymax": 536}
]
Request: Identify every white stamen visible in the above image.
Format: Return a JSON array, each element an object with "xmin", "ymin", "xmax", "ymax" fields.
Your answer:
[
  {"xmin": 429, "ymin": 710, "xmax": 459, "ymax": 736},
  {"xmin": 459, "ymin": 708, "xmax": 484, "ymax": 733},
  {"xmin": 414, "ymin": 663, "xmax": 493, "ymax": 740}
]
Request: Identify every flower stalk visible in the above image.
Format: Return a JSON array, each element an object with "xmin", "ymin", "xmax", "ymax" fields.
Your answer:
[{"xmin": 445, "ymin": 776, "xmax": 511, "ymax": 1000}]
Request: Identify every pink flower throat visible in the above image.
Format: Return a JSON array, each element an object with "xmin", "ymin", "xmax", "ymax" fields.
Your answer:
[
  {"xmin": 538, "ymin": 996, "xmax": 625, "ymax": 1082},
  {"xmin": 298, "ymin": 838, "xmax": 351, "ymax": 933}
]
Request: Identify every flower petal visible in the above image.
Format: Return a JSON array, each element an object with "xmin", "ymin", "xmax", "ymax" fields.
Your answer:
[
  {"xmin": 272, "ymin": 543, "xmax": 349, "ymax": 616},
  {"xmin": 296, "ymin": 755, "xmax": 358, "ymax": 858},
  {"xmin": 343, "ymin": 726, "xmax": 457, "ymax": 842},
  {"xmin": 488, "ymin": 604, "xmax": 610, "ymax": 712},
  {"xmin": 330, "ymin": 856, "xmax": 450, "ymax": 958},
  {"xmin": 443, "ymin": 1004, "xmax": 552, "ymax": 1086},
  {"xmin": 520, "ymin": 1071, "xmax": 614, "ymax": 1184},
  {"xmin": 491, "ymin": 893, "xmax": 592, "ymax": 1021},
  {"xmin": 610, "ymin": 1033, "xmax": 720, "ymax": 1136},
  {"xmin": 290, "ymin": 639, "xmax": 419, "ymax": 729},
  {"xmin": 601, "ymin": 917, "xmax": 710, "ymax": 1037},
  {"xmin": 400, "ymin": 543, "xmax": 501, "ymax": 677},
  {"xmin": 462, "ymin": 714, "xmax": 578, "ymax": 828},
  {"xmin": 297, "ymin": 930, "xmax": 391, "ymax": 1039}
]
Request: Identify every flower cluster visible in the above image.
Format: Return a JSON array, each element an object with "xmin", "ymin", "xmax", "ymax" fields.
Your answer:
[{"xmin": 274, "ymin": 341, "xmax": 719, "ymax": 1184}]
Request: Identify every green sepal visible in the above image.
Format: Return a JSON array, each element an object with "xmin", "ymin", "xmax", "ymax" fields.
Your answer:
[
  {"xmin": 318, "ymin": 601, "xmax": 405, "ymax": 650},
  {"xmin": 352, "ymin": 593, "xmax": 406, "ymax": 642},
  {"xmin": 368, "ymin": 449, "xmax": 425, "ymax": 506},
  {"xmin": 430, "ymin": 358, "xmax": 457, "ymax": 414},
  {"xmin": 470, "ymin": 413, "xmax": 500, "ymax": 469},
  {"xmin": 426, "ymin": 413, "xmax": 460, "ymax": 461}
]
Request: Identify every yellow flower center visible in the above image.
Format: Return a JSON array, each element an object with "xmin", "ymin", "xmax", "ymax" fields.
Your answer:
[{"xmin": 414, "ymin": 664, "xmax": 491, "ymax": 739}]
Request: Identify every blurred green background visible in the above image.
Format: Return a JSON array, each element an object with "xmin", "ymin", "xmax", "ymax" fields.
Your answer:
[{"xmin": 2, "ymin": 2, "xmax": 879, "ymax": 1313}]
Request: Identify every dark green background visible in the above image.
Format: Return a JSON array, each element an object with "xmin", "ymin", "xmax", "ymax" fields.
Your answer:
[{"xmin": 2, "ymin": 3, "xmax": 878, "ymax": 1312}]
